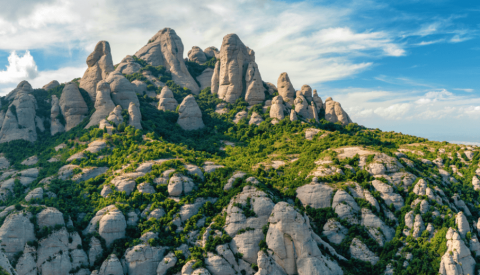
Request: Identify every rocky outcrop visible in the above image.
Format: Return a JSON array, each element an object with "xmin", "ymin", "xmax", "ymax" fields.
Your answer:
[
  {"xmin": 188, "ymin": 46, "xmax": 207, "ymax": 63},
  {"xmin": 331, "ymin": 190, "xmax": 360, "ymax": 224},
  {"xmin": 86, "ymin": 80, "xmax": 116, "ymax": 128},
  {"xmin": 277, "ymin": 73, "xmax": 295, "ymax": 106},
  {"xmin": 106, "ymin": 71, "xmax": 140, "ymax": 109},
  {"xmin": 322, "ymin": 219, "xmax": 347, "ymax": 245},
  {"xmin": 114, "ymin": 55, "xmax": 142, "ymax": 75},
  {"xmin": 79, "ymin": 41, "xmax": 115, "ymax": 100},
  {"xmin": 168, "ymin": 174, "xmax": 195, "ymax": 196},
  {"xmin": 296, "ymin": 182, "xmax": 333, "ymax": 208},
  {"xmin": 456, "ymin": 212, "xmax": 470, "ymax": 238},
  {"xmin": 0, "ymin": 81, "xmax": 37, "ymax": 143},
  {"xmin": 0, "ymin": 211, "xmax": 35, "ymax": 260},
  {"xmin": 249, "ymin": 112, "xmax": 264, "ymax": 125},
  {"xmin": 297, "ymin": 85, "xmax": 313, "ymax": 102},
  {"xmin": 50, "ymin": 95, "xmax": 65, "ymax": 135},
  {"xmin": 84, "ymin": 205, "xmax": 126, "ymax": 247},
  {"xmin": 361, "ymin": 208, "xmax": 395, "ymax": 246},
  {"xmin": 349, "ymin": 238, "xmax": 379, "ymax": 265},
  {"xmin": 312, "ymin": 90, "xmax": 323, "ymax": 110},
  {"xmin": 244, "ymin": 59, "xmax": 265, "ymax": 105},
  {"xmin": 212, "ymin": 34, "xmax": 263, "ymax": 104},
  {"xmin": 294, "ymin": 95, "xmax": 313, "ymax": 120},
  {"xmin": 269, "ymin": 95, "xmax": 285, "ymax": 123},
  {"xmin": 204, "ymin": 46, "xmax": 220, "ymax": 59},
  {"xmin": 98, "ymin": 254, "xmax": 124, "ymax": 275},
  {"xmin": 177, "ymin": 95, "xmax": 205, "ymax": 130},
  {"xmin": 128, "ymin": 102, "xmax": 142, "ymax": 129},
  {"xmin": 59, "ymin": 83, "xmax": 88, "ymax": 131},
  {"xmin": 324, "ymin": 97, "xmax": 353, "ymax": 125},
  {"xmin": 107, "ymin": 105, "xmax": 123, "ymax": 125},
  {"xmin": 290, "ymin": 110, "xmax": 297, "ymax": 121},
  {"xmin": 266, "ymin": 202, "xmax": 343, "ymax": 275},
  {"xmin": 42, "ymin": 80, "xmax": 59, "ymax": 91},
  {"xmin": 135, "ymin": 28, "xmax": 200, "ymax": 94},
  {"xmin": 372, "ymin": 180, "xmax": 404, "ymax": 210},
  {"xmin": 157, "ymin": 87, "xmax": 178, "ymax": 112},
  {"xmin": 124, "ymin": 244, "xmax": 166, "ymax": 275},
  {"xmin": 439, "ymin": 228, "xmax": 475, "ymax": 275},
  {"xmin": 233, "ymin": 111, "xmax": 248, "ymax": 124},
  {"xmin": 196, "ymin": 67, "xmax": 214, "ymax": 91}
]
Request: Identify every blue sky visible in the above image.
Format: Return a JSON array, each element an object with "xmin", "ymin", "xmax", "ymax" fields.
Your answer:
[{"xmin": 0, "ymin": 0, "xmax": 478, "ymax": 144}]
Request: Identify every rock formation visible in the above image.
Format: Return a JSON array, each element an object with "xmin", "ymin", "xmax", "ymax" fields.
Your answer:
[
  {"xmin": 324, "ymin": 97, "xmax": 353, "ymax": 125},
  {"xmin": 135, "ymin": 28, "xmax": 200, "ymax": 94},
  {"xmin": 79, "ymin": 41, "xmax": 115, "ymax": 100},
  {"xmin": 294, "ymin": 95, "xmax": 313, "ymax": 120},
  {"xmin": 86, "ymin": 81, "xmax": 116, "ymax": 128},
  {"xmin": 177, "ymin": 95, "xmax": 205, "ymax": 130},
  {"xmin": 196, "ymin": 68, "xmax": 214, "ymax": 91},
  {"xmin": 297, "ymin": 85, "xmax": 313, "ymax": 102},
  {"xmin": 188, "ymin": 46, "xmax": 207, "ymax": 63},
  {"xmin": 114, "ymin": 55, "xmax": 142, "ymax": 74},
  {"xmin": 42, "ymin": 80, "xmax": 60, "ymax": 91},
  {"xmin": 106, "ymin": 71, "xmax": 140, "ymax": 109},
  {"xmin": 59, "ymin": 83, "xmax": 89, "ymax": 131},
  {"xmin": 107, "ymin": 105, "xmax": 123, "ymax": 125},
  {"xmin": 244, "ymin": 59, "xmax": 265, "ymax": 105},
  {"xmin": 249, "ymin": 112, "xmax": 264, "ymax": 125},
  {"xmin": 211, "ymin": 34, "xmax": 264, "ymax": 104},
  {"xmin": 128, "ymin": 102, "xmax": 142, "ymax": 129},
  {"xmin": 277, "ymin": 73, "xmax": 295, "ymax": 106},
  {"xmin": 439, "ymin": 228, "xmax": 475, "ymax": 275},
  {"xmin": 204, "ymin": 46, "xmax": 220, "ymax": 59},
  {"xmin": 157, "ymin": 87, "xmax": 178, "ymax": 112},
  {"xmin": 50, "ymin": 95, "xmax": 65, "ymax": 135},
  {"xmin": 0, "ymin": 81, "xmax": 37, "ymax": 143},
  {"xmin": 313, "ymin": 89, "xmax": 323, "ymax": 109},
  {"xmin": 269, "ymin": 95, "xmax": 285, "ymax": 124},
  {"xmin": 266, "ymin": 202, "xmax": 343, "ymax": 275}
]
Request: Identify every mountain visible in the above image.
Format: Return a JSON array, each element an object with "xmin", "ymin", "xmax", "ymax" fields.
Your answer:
[{"xmin": 0, "ymin": 27, "xmax": 478, "ymax": 275}]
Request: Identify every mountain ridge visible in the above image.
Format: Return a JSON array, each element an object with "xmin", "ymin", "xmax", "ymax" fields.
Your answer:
[{"xmin": 0, "ymin": 27, "xmax": 478, "ymax": 275}]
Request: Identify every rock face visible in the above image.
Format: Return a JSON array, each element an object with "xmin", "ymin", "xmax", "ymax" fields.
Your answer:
[
  {"xmin": 128, "ymin": 102, "xmax": 142, "ymax": 129},
  {"xmin": 0, "ymin": 211, "xmax": 35, "ymax": 260},
  {"xmin": 84, "ymin": 205, "xmax": 126, "ymax": 247},
  {"xmin": 114, "ymin": 55, "xmax": 142, "ymax": 75},
  {"xmin": 212, "ymin": 34, "xmax": 263, "ymax": 104},
  {"xmin": 249, "ymin": 112, "xmax": 264, "ymax": 125},
  {"xmin": 266, "ymin": 202, "xmax": 343, "ymax": 275},
  {"xmin": 204, "ymin": 46, "xmax": 220, "ymax": 59},
  {"xmin": 177, "ymin": 95, "xmax": 205, "ymax": 130},
  {"xmin": 294, "ymin": 95, "xmax": 313, "ymax": 120},
  {"xmin": 157, "ymin": 87, "xmax": 178, "ymax": 112},
  {"xmin": 107, "ymin": 105, "xmax": 123, "ymax": 125},
  {"xmin": 312, "ymin": 90, "xmax": 323, "ymax": 109},
  {"xmin": 439, "ymin": 228, "xmax": 475, "ymax": 275},
  {"xmin": 0, "ymin": 81, "xmax": 37, "ymax": 143},
  {"xmin": 188, "ymin": 46, "xmax": 207, "ymax": 63},
  {"xmin": 297, "ymin": 85, "xmax": 313, "ymax": 102},
  {"xmin": 296, "ymin": 182, "xmax": 333, "ymax": 209},
  {"xmin": 42, "ymin": 80, "xmax": 60, "ymax": 91},
  {"xmin": 270, "ymin": 95, "xmax": 285, "ymax": 123},
  {"xmin": 106, "ymin": 71, "xmax": 140, "ymax": 109},
  {"xmin": 196, "ymin": 68, "xmax": 214, "ymax": 91},
  {"xmin": 86, "ymin": 80, "xmax": 116, "ymax": 128},
  {"xmin": 135, "ymin": 28, "xmax": 200, "ymax": 94},
  {"xmin": 277, "ymin": 73, "xmax": 295, "ymax": 106},
  {"xmin": 98, "ymin": 254, "xmax": 124, "ymax": 275},
  {"xmin": 50, "ymin": 95, "xmax": 65, "ymax": 135},
  {"xmin": 349, "ymin": 238, "xmax": 379, "ymax": 265},
  {"xmin": 244, "ymin": 59, "xmax": 265, "ymax": 105},
  {"xmin": 79, "ymin": 41, "xmax": 115, "ymax": 100},
  {"xmin": 324, "ymin": 97, "xmax": 352, "ymax": 125},
  {"xmin": 59, "ymin": 83, "xmax": 89, "ymax": 131}
]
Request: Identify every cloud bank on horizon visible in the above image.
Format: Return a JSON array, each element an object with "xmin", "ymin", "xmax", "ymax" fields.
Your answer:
[{"xmin": 0, "ymin": 0, "xmax": 478, "ymax": 143}]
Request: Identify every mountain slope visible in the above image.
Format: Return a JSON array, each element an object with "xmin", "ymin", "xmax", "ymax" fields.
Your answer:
[{"xmin": 0, "ymin": 28, "xmax": 479, "ymax": 275}]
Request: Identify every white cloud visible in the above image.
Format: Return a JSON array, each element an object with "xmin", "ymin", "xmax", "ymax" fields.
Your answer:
[
  {"xmin": 454, "ymin": 88, "xmax": 474, "ymax": 93},
  {"xmin": 0, "ymin": 0, "xmax": 409, "ymax": 86},
  {"xmin": 0, "ymin": 51, "xmax": 38, "ymax": 84},
  {"xmin": 0, "ymin": 50, "xmax": 85, "ymax": 95}
]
